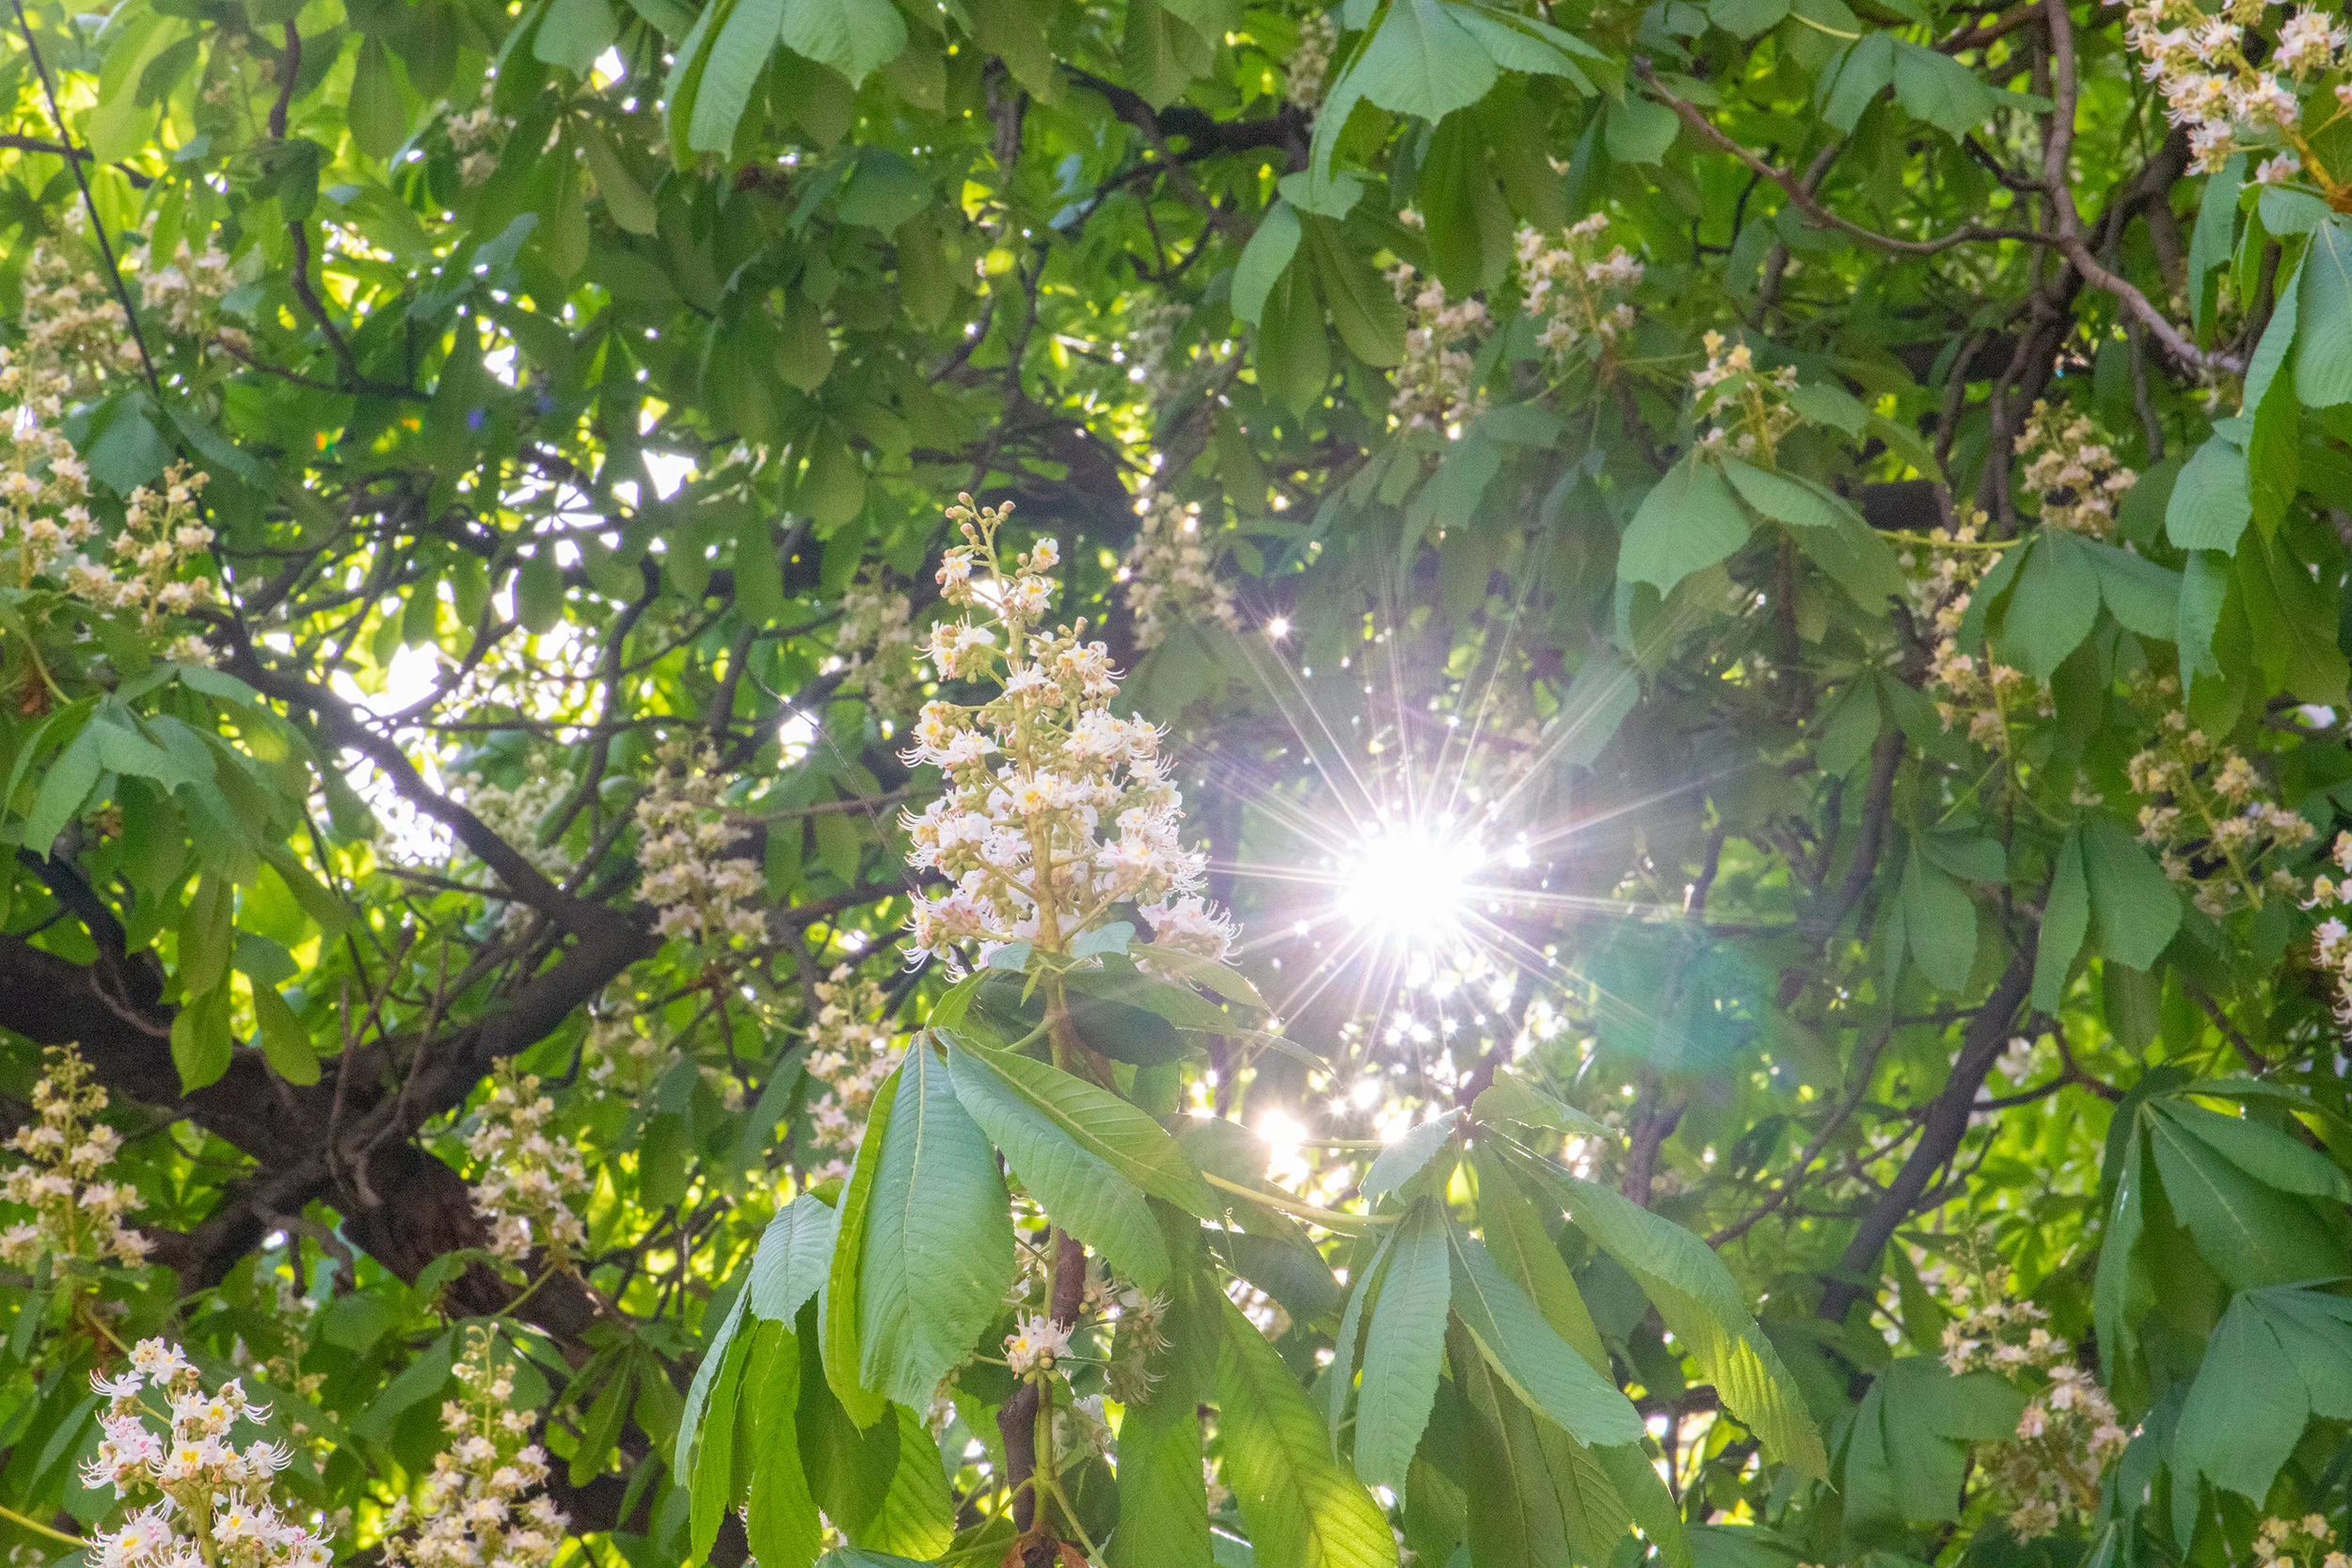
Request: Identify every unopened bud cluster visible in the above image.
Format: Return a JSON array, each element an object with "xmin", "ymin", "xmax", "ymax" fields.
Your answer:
[
  {"xmin": 379, "ymin": 1326, "xmax": 567, "ymax": 1568},
  {"xmin": 1285, "ymin": 11, "xmax": 1336, "ymax": 107},
  {"xmin": 446, "ymin": 106, "xmax": 514, "ymax": 187},
  {"xmin": 2015, "ymin": 401, "xmax": 2137, "ymax": 538},
  {"xmin": 803, "ymin": 964, "xmax": 903, "ymax": 1185},
  {"xmin": 1386, "ymin": 243, "xmax": 1491, "ymax": 437},
  {"xmin": 901, "ymin": 496, "xmax": 1236, "ymax": 966},
  {"xmin": 84, "ymin": 1340, "xmax": 328, "ymax": 1568},
  {"xmin": 1901, "ymin": 511, "xmax": 2043, "ymax": 753},
  {"xmin": 1119, "ymin": 486, "xmax": 1237, "ymax": 651},
  {"xmin": 465, "ymin": 1067, "xmax": 590, "ymax": 1265},
  {"xmin": 1939, "ymin": 1273, "xmax": 2128, "ymax": 1538},
  {"xmin": 827, "ymin": 569, "xmax": 922, "ymax": 721},
  {"xmin": 2126, "ymin": 674, "xmax": 2313, "ymax": 916},
  {"xmin": 0, "ymin": 1043, "xmax": 151, "ymax": 1270},
  {"xmin": 1691, "ymin": 331, "xmax": 1802, "ymax": 465}
]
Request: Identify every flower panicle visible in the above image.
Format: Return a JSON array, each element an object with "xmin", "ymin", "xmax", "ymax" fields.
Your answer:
[{"xmin": 900, "ymin": 496, "xmax": 1237, "ymax": 969}]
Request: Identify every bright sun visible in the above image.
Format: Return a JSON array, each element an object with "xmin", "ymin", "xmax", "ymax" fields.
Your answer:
[{"xmin": 1337, "ymin": 824, "xmax": 1481, "ymax": 946}]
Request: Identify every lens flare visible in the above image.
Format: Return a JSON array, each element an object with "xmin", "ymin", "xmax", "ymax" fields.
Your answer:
[{"xmin": 1337, "ymin": 823, "xmax": 1482, "ymax": 947}]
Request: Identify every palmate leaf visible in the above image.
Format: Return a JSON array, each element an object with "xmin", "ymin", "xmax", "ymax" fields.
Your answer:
[
  {"xmin": 1445, "ymin": 1217, "xmax": 1645, "ymax": 1447},
  {"xmin": 856, "ymin": 1041, "xmax": 1014, "ymax": 1409},
  {"xmin": 944, "ymin": 1035, "xmax": 1172, "ymax": 1287},
  {"xmin": 1214, "ymin": 1294, "xmax": 1397, "ymax": 1568},
  {"xmin": 1454, "ymin": 1326, "xmax": 1635, "ymax": 1568},
  {"xmin": 1544, "ymin": 1167, "xmax": 1829, "ymax": 1478}
]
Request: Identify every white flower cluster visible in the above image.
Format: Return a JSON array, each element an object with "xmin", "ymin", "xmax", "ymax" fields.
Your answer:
[
  {"xmin": 1386, "ymin": 245, "xmax": 1491, "ymax": 436},
  {"xmin": 446, "ymin": 106, "xmax": 513, "ymax": 187},
  {"xmin": 1516, "ymin": 215, "xmax": 1642, "ymax": 363},
  {"xmin": 827, "ymin": 569, "xmax": 922, "ymax": 721},
  {"xmin": 803, "ymin": 964, "xmax": 903, "ymax": 1185},
  {"xmin": 0, "ymin": 1044, "xmax": 150, "ymax": 1270},
  {"xmin": 465, "ymin": 1067, "xmax": 589, "ymax": 1265},
  {"xmin": 1938, "ymin": 1272, "xmax": 2129, "ymax": 1538},
  {"xmin": 64, "ymin": 462, "xmax": 219, "ymax": 633},
  {"xmin": 2126, "ymin": 676, "xmax": 2314, "ymax": 917},
  {"xmin": 1003, "ymin": 1312, "xmax": 1073, "ymax": 1378},
  {"xmin": 82, "ymin": 1339, "xmax": 327, "ymax": 1568},
  {"xmin": 2250, "ymin": 1514, "xmax": 2350, "ymax": 1568},
  {"xmin": 2015, "ymin": 401, "xmax": 2136, "ymax": 539},
  {"xmin": 901, "ymin": 496, "xmax": 1236, "ymax": 967},
  {"xmin": 634, "ymin": 741, "xmax": 765, "ymax": 947},
  {"xmin": 1691, "ymin": 330, "xmax": 1802, "ymax": 464},
  {"xmin": 136, "ymin": 241, "xmax": 236, "ymax": 339},
  {"xmin": 0, "ymin": 351, "xmax": 95, "ymax": 590},
  {"xmin": 457, "ymin": 770, "xmax": 577, "ymax": 931},
  {"xmin": 18, "ymin": 240, "xmax": 143, "ymax": 396},
  {"xmin": 2307, "ymin": 834, "xmax": 2352, "ymax": 1029},
  {"xmin": 2125, "ymin": 0, "xmax": 2349, "ymax": 181},
  {"xmin": 380, "ymin": 1326, "xmax": 567, "ymax": 1568},
  {"xmin": 1897, "ymin": 511, "xmax": 2042, "ymax": 752},
  {"xmin": 1119, "ymin": 486, "xmax": 1237, "ymax": 651},
  {"xmin": 1285, "ymin": 11, "xmax": 1336, "ymax": 108}
]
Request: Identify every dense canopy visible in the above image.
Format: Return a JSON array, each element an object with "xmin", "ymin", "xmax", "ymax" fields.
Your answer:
[{"xmin": 2, "ymin": 0, "xmax": 2351, "ymax": 1567}]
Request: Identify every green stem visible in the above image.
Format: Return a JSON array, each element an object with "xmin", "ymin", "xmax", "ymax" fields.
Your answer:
[{"xmin": 0, "ymin": 1502, "xmax": 84, "ymax": 1548}]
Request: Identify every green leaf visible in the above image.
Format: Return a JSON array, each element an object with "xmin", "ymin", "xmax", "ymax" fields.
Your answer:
[
  {"xmin": 2145, "ymin": 1101, "xmax": 2338, "ymax": 1290},
  {"xmin": 746, "ymin": 1323, "xmax": 822, "ymax": 1568},
  {"xmin": 944, "ymin": 1038, "xmax": 1172, "ymax": 1288},
  {"xmin": 1350, "ymin": 0, "xmax": 1496, "ymax": 121},
  {"xmin": 1998, "ymin": 531, "xmax": 2099, "ymax": 680},
  {"xmin": 1821, "ymin": 32, "xmax": 1895, "ymax": 132},
  {"xmin": 2085, "ymin": 540, "xmax": 2181, "ymax": 639},
  {"xmin": 1455, "ymin": 1340, "xmax": 1632, "ymax": 1568},
  {"xmin": 1547, "ymin": 1169, "xmax": 1828, "ymax": 1478},
  {"xmin": 1720, "ymin": 457, "xmax": 1848, "ymax": 529},
  {"xmin": 1214, "ymin": 1294, "xmax": 1398, "ymax": 1568},
  {"xmin": 1840, "ymin": 1357, "xmax": 2026, "ymax": 1533},
  {"xmin": 2153, "ymin": 1099, "xmax": 2350, "ymax": 1201},
  {"xmin": 691, "ymin": 1334, "xmax": 753, "ymax": 1560},
  {"xmin": 941, "ymin": 1030, "xmax": 1218, "ymax": 1215},
  {"xmin": 2173, "ymin": 1286, "xmax": 2337, "ymax": 1502},
  {"xmin": 1470, "ymin": 1148, "xmax": 1611, "ymax": 1375},
  {"xmin": 1256, "ymin": 261, "xmax": 1330, "ymax": 416},
  {"xmin": 1446, "ymin": 1219, "xmax": 1645, "ymax": 1446},
  {"xmin": 2188, "ymin": 157, "xmax": 2244, "ymax": 338},
  {"xmin": 1303, "ymin": 214, "xmax": 1406, "ymax": 367},
  {"xmin": 779, "ymin": 0, "xmax": 905, "ymax": 85},
  {"xmin": 857, "ymin": 1044, "xmax": 1013, "ymax": 1408},
  {"xmin": 1361, "ymin": 1109, "xmax": 1463, "ymax": 1205},
  {"xmin": 1111, "ymin": 1383, "xmax": 1213, "ymax": 1568},
  {"xmin": 349, "ymin": 38, "xmax": 408, "ymax": 158},
  {"xmin": 1471, "ymin": 1071, "xmax": 1613, "ymax": 1144},
  {"xmin": 1709, "ymin": 0, "xmax": 1788, "ymax": 33},
  {"xmin": 168, "ymin": 985, "xmax": 233, "ymax": 1095},
  {"xmin": 22, "ymin": 725, "xmax": 101, "ymax": 855},
  {"xmin": 1604, "ymin": 96, "xmax": 1677, "ymax": 164},
  {"xmin": 1618, "ymin": 463, "xmax": 1752, "ymax": 593},
  {"xmin": 690, "ymin": 0, "xmax": 785, "ymax": 154},
  {"xmin": 535, "ymin": 0, "xmax": 618, "ymax": 73},
  {"xmin": 2296, "ymin": 218, "xmax": 2352, "ymax": 406},
  {"xmin": 2032, "ymin": 828, "xmax": 2090, "ymax": 1012},
  {"xmin": 2166, "ymin": 433, "xmax": 2251, "ymax": 554},
  {"xmin": 822, "ymin": 1063, "xmax": 901, "ymax": 1426},
  {"xmin": 1889, "ymin": 40, "xmax": 1999, "ymax": 136},
  {"xmin": 249, "ymin": 984, "xmax": 321, "ymax": 1085},
  {"xmin": 1900, "ymin": 843, "xmax": 1977, "ymax": 991},
  {"xmin": 2079, "ymin": 816, "xmax": 2179, "ymax": 970},
  {"xmin": 580, "ymin": 121, "xmax": 659, "ymax": 235},
  {"xmin": 678, "ymin": 1290, "xmax": 752, "ymax": 1473},
  {"xmin": 1354, "ymin": 1199, "xmax": 1453, "ymax": 1490},
  {"xmin": 748, "ymin": 1194, "xmax": 838, "ymax": 1323},
  {"xmin": 1791, "ymin": 507, "xmax": 1906, "ymax": 614}
]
